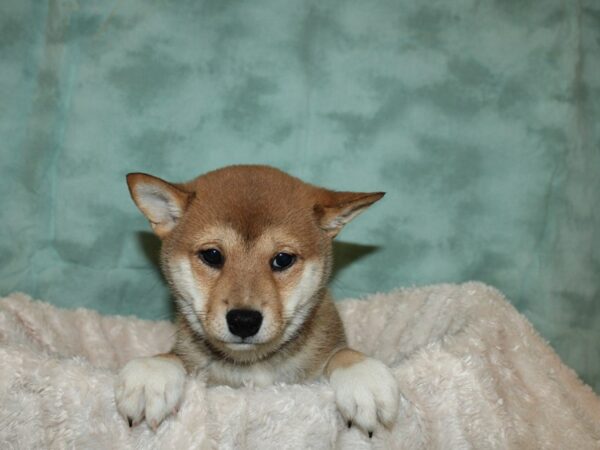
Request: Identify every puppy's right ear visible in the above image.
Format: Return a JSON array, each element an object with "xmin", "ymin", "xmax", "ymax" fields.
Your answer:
[{"xmin": 126, "ymin": 173, "xmax": 191, "ymax": 239}]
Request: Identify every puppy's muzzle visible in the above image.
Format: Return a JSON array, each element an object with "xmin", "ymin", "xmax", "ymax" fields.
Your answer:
[{"xmin": 226, "ymin": 309, "xmax": 263, "ymax": 338}]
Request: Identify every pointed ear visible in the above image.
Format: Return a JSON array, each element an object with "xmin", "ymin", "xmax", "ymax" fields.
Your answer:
[
  {"xmin": 126, "ymin": 173, "xmax": 192, "ymax": 239},
  {"xmin": 314, "ymin": 191, "xmax": 385, "ymax": 238}
]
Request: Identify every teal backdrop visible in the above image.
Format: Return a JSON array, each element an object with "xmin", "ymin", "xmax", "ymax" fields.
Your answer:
[{"xmin": 1, "ymin": 0, "xmax": 598, "ymax": 391}]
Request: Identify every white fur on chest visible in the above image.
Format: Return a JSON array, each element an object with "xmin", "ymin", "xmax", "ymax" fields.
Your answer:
[{"xmin": 205, "ymin": 355, "xmax": 311, "ymax": 388}]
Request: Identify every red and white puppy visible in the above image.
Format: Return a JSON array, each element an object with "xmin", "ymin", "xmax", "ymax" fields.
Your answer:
[{"xmin": 115, "ymin": 165, "xmax": 398, "ymax": 438}]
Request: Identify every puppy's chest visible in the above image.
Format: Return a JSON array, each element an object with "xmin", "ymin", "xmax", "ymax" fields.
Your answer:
[{"xmin": 205, "ymin": 357, "xmax": 310, "ymax": 388}]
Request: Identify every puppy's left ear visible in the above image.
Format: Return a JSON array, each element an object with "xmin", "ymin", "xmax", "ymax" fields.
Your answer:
[{"xmin": 314, "ymin": 191, "xmax": 385, "ymax": 238}]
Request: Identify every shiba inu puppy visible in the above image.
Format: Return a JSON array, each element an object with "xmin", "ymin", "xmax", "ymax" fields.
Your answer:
[{"xmin": 115, "ymin": 165, "xmax": 398, "ymax": 438}]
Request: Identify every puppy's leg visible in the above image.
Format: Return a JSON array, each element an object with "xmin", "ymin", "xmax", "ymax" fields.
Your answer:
[
  {"xmin": 325, "ymin": 348, "xmax": 399, "ymax": 437},
  {"xmin": 115, "ymin": 352, "xmax": 186, "ymax": 430}
]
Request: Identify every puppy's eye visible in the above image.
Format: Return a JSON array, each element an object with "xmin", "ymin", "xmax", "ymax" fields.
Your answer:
[
  {"xmin": 271, "ymin": 252, "xmax": 296, "ymax": 271},
  {"xmin": 198, "ymin": 248, "xmax": 224, "ymax": 268}
]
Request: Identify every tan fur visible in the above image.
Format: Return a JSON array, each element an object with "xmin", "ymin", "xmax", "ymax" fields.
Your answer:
[
  {"xmin": 126, "ymin": 165, "xmax": 382, "ymax": 386},
  {"xmin": 324, "ymin": 348, "xmax": 366, "ymax": 378},
  {"xmin": 155, "ymin": 352, "xmax": 184, "ymax": 363}
]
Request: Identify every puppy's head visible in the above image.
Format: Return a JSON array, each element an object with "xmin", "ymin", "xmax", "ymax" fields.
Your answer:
[{"xmin": 127, "ymin": 165, "xmax": 383, "ymax": 361}]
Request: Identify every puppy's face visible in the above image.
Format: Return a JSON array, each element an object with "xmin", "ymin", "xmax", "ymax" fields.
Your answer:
[
  {"xmin": 127, "ymin": 165, "xmax": 383, "ymax": 360},
  {"xmin": 164, "ymin": 222, "xmax": 328, "ymax": 356}
]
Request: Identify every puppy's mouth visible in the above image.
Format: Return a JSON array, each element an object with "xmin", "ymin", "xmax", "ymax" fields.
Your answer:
[
  {"xmin": 213, "ymin": 332, "xmax": 282, "ymax": 352},
  {"xmin": 215, "ymin": 336, "xmax": 262, "ymax": 348},
  {"xmin": 223, "ymin": 342, "xmax": 257, "ymax": 351}
]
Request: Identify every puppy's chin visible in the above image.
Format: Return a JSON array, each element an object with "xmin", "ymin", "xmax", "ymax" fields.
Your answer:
[{"xmin": 206, "ymin": 332, "xmax": 287, "ymax": 363}]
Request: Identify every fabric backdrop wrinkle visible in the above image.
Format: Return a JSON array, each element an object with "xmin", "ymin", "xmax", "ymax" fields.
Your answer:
[{"xmin": 0, "ymin": 0, "xmax": 599, "ymax": 391}]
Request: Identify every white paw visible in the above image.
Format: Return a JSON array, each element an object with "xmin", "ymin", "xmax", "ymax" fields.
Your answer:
[
  {"xmin": 115, "ymin": 356, "xmax": 186, "ymax": 430},
  {"xmin": 330, "ymin": 357, "xmax": 399, "ymax": 435}
]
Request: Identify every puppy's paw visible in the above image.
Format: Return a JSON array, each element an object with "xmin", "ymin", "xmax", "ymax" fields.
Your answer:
[
  {"xmin": 330, "ymin": 357, "xmax": 399, "ymax": 436},
  {"xmin": 115, "ymin": 356, "xmax": 186, "ymax": 430}
]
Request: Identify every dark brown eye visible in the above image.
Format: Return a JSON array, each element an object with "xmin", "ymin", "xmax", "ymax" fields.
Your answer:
[
  {"xmin": 198, "ymin": 248, "xmax": 224, "ymax": 268},
  {"xmin": 271, "ymin": 253, "xmax": 296, "ymax": 271}
]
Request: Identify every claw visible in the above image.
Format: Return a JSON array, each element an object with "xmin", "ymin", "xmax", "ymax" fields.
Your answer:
[
  {"xmin": 368, "ymin": 431, "xmax": 373, "ymax": 439},
  {"xmin": 347, "ymin": 420, "xmax": 352, "ymax": 429},
  {"xmin": 127, "ymin": 417, "xmax": 133, "ymax": 428},
  {"xmin": 150, "ymin": 420, "xmax": 159, "ymax": 432}
]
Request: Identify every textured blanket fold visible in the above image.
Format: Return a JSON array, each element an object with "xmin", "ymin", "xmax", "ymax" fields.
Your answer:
[{"xmin": 1, "ymin": 283, "xmax": 599, "ymax": 449}]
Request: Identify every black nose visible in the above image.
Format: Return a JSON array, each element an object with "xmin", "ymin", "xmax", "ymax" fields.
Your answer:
[{"xmin": 226, "ymin": 309, "xmax": 263, "ymax": 339}]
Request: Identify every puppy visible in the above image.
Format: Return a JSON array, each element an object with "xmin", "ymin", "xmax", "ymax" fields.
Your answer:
[{"xmin": 115, "ymin": 165, "xmax": 398, "ymax": 438}]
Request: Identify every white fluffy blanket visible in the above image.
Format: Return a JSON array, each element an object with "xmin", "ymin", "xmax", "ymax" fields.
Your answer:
[{"xmin": 1, "ymin": 283, "xmax": 599, "ymax": 449}]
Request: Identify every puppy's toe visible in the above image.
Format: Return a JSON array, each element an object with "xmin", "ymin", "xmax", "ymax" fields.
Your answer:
[
  {"xmin": 330, "ymin": 357, "xmax": 399, "ymax": 434},
  {"xmin": 115, "ymin": 356, "xmax": 186, "ymax": 429},
  {"xmin": 115, "ymin": 379, "xmax": 145, "ymax": 426}
]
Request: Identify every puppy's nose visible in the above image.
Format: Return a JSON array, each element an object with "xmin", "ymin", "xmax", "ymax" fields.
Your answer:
[{"xmin": 226, "ymin": 309, "xmax": 263, "ymax": 339}]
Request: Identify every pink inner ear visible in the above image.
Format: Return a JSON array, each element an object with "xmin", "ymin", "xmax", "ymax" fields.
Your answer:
[
  {"xmin": 315, "ymin": 191, "xmax": 385, "ymax": 237},
  {"xmin": 126, "ymin": 173, "xmax": 192, "ymax": 238}
]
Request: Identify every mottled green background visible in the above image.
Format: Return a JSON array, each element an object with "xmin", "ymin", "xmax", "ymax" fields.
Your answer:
[{"xmin": 1, "ymin": 0, "xmax": 598, "ymax": 390}]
